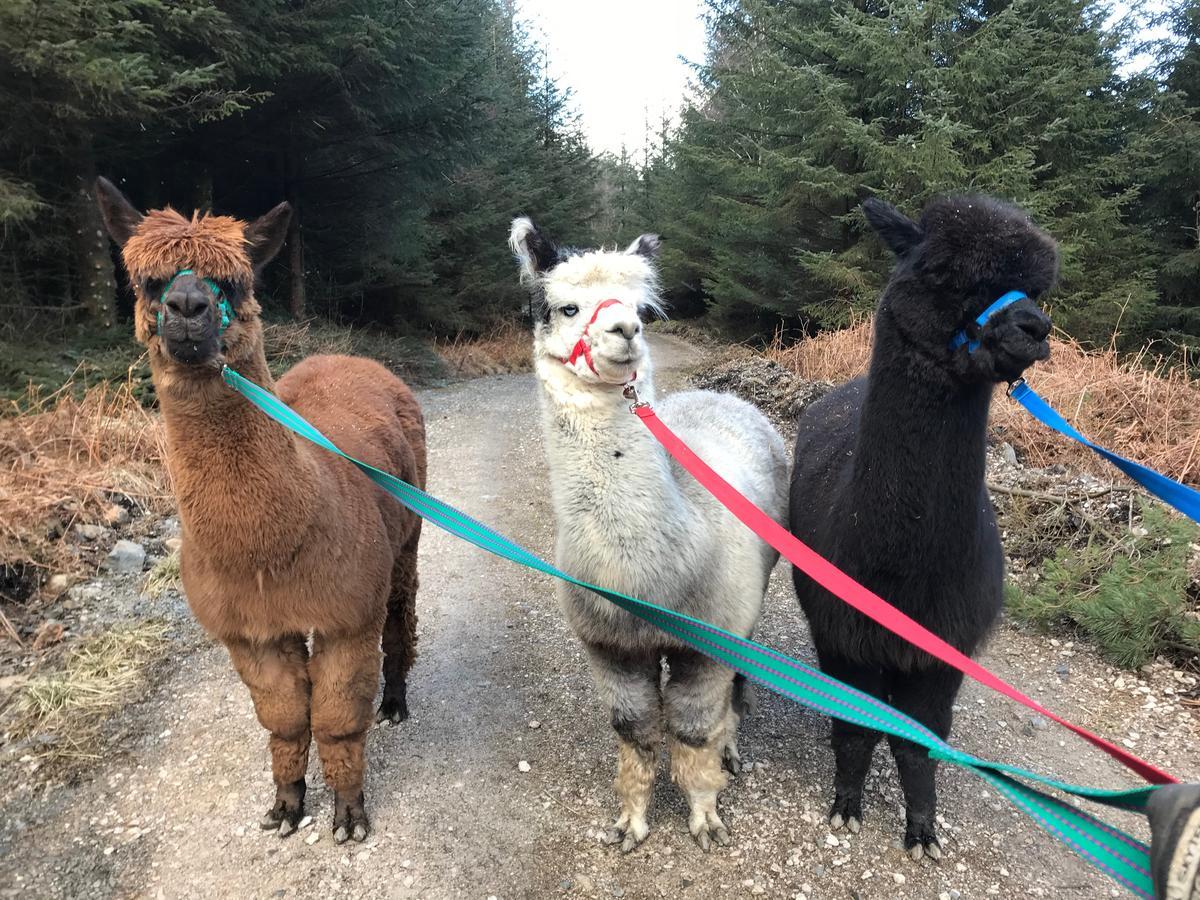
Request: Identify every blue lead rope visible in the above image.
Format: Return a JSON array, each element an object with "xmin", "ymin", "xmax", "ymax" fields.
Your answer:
[
  {"xmin": 952, "ymin": 291, "xmax": 1200, "ymax": 525},
  {"xmin": 1009, "ymin": 381, "xmax": 1200, "ymax": 524}
]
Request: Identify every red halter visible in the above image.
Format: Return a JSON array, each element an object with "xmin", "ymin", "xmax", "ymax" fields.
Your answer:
[{"xmin": 556, "ymin": 298, "xmax": 634, "ymax": 378}]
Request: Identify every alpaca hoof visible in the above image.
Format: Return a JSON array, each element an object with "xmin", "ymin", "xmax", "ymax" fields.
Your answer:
[
  {"xmin": 376, "ymin": 695, "xmax": 409, "ymax": 725},
  {"xmin": 260, "ymin": 779, "xmax": 305, "ymax": 836},
  {"xmin": 689, "ymin": 810, "xmax": 730, "ymax": 852},
  {"xmin": 828, "ymin": 795, "xmax": 863, "ymax": 833},
  {"xmin": 905, "ymin": 818, "xmax": 942, "ymax": 861},
  {"xmin": 332, "ymin": 789, "xmax": 370, "ymax": 844},
  {"xmin": 830, "ymin": 813, "xmax": 861, "ymax": 834},
  {"xmin": 604, "ymin": 814, "xmax": 649, "ymax": 853}
]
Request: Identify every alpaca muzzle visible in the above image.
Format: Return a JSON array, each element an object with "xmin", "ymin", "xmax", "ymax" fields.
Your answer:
[
  {"xmin": 556, "ymin": 298, "xmax": 641, "ymax": 384},
  {"xmin": 157, "ymin": 268, "xmax": 234, "ymax": 365}
]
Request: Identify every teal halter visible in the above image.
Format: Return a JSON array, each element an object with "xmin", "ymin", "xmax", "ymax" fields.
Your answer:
[{"xmin": 156, "ymin": 269, "xmax": 232, "ymax": 336}]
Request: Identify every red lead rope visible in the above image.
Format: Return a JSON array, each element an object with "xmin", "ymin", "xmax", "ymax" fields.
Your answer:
[{"xmin": 633, "ymin": 403, "xmax": 1177, "ymax": 786}]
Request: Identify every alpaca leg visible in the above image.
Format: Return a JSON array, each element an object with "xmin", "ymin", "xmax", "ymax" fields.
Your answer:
[
  {"xmin": 726, "ymin": 672, "xmax": 756, "ymax": 775},
  {"xmin": 586, "ymin": 643, "xmax": 662, "ymax": 853},
  {"xmin": 225, "ymin": 635, "xmax": 312, "ymax": 837},
  {"xmin": 310, "ymin": 629, "xmax": 382, "ymax": 843},
  {"xmin": 886, "ymin": 664, "xmax": 963, "ymax": 861},
  {"xmin": 820, "ymin": 653, "xmax": 884, "ymax": 834},
  {"xmin": 664, "ymin": 650, "xmax": 736, "ymax": 851},
  {"xmin": 379, "ymin": 526, "xmax": 420, "ymax": 725}
]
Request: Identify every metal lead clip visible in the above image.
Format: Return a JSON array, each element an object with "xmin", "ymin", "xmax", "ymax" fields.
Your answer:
[{"xmin": 623, "ymin": 383, "xmax": 648, "ymax": 412}]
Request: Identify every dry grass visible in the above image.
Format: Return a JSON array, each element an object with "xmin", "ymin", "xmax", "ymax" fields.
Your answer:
[
  {"xmin": 0, "ymin": 374, "xmax": 170, "ymax": 578},
  {"xmin": 262, "ymin": 318, "xmax": 444, "ymax": 383},
  {"xmin": 767, "ymin": 318, "xmax": 1200, "ymax": 487},
  {"xmin": 142, "ymin": 550, "xmax": 181, "ymax": 599},
  {"xmin": 4, "ymin": 620, "xmax": 171, "ymax": 768},
  {"xmin": 435, "ymin": 322, "xmax": 532, "ymax": 377}
]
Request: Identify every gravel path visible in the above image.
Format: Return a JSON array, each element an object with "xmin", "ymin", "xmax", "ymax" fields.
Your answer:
[{"xmin": 2, "ymin": 334, "xmax": 1198, "ymax": 900}]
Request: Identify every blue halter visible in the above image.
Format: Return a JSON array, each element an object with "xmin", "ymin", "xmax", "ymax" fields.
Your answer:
[
  {"xmin": 948, "ymin": 290, "xmax": 1027, "ymax": 353},
  {"xmin": 156, "ymin": 269, "xmax": 232, "ymax": 336}
]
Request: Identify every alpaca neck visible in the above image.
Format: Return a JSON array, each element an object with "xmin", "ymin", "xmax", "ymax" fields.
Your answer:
[
  {"xmin": 536, "ymin": 359, "xmax": 688, "ymax": 554},
  {"xmin": 154, "ymin": 339, "xmax": 318, "ymax": 569},
  {"xmin": 851, "ymin": 309, "xmax": 993, "ymax": 543}
]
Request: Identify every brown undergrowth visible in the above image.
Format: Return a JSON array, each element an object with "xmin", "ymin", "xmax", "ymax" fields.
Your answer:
[
  {"xmin": 766, "ymin": 317, "xmax": 1200, "ymax": 487},
  {"xmin": 435, "ymin": 322, "xmax": 532, "ymax": 377},
  {"xmin": 0, "ymin": 374, "xmax": 171, "ymax": 583}
]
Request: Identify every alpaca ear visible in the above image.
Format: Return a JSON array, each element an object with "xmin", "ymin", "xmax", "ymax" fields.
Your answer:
[
  {"xmin": 862, "ymin": 198, "xmax": 923, "ymax": 257},
  {"xmin": 509, "ymin": 217, "xmax": 559, "ymax": 284},
  {"xmin": 245, "ymin": 201, "xmax": 292, "ymax": 272},
  {"xmin": 626, "ymin": 233, "xmax": 661, "ymax": 259},
  {"xmin": 95, "ymin": 177, "xmax": 143, "ymax": 248}
]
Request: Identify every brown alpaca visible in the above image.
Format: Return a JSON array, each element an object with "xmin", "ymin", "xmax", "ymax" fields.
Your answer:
[{"xmin": 95, "ymin": 177, "xmax": 426, "ymax": 844}]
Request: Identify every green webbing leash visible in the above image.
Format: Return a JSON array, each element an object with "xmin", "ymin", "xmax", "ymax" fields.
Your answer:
[{"xmin": 221, "ymin": 365, "xmax": 1161, "ymax": 897}]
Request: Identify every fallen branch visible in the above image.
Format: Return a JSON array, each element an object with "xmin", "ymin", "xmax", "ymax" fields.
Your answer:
[{"xmin": 986, "ymin": 483, "xmax": 1129, "ymax": 504}]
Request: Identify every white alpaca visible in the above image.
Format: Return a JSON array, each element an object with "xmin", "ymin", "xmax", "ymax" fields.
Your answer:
[{"xmin": 510, "ymin": 218, "xmax": 789, "ymax": 852}]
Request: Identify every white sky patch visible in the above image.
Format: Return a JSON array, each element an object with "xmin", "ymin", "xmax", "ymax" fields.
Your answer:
[{"xmin": 517, "ymin": 0, "xmax": 707, "ymax": 157}]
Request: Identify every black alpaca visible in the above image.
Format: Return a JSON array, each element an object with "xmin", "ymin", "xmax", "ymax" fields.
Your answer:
[{"xmin": 788, "ymin": 195, "xmax": 1057, "ymax": 859}]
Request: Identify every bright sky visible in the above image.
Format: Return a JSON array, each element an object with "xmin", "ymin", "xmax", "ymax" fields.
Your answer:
[
  {"xmin": 520, "ymin": 1, "xmax": 1169, "ymax": 159},
  {"xmin": 518, "ymin": 0, "xmax": 708, "ymax": 157}
]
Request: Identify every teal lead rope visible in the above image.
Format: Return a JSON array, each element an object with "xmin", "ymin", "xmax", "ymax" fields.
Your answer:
[{"xmin": 222, "ymin": 365, "xmax": 1160, "ymax": 897}]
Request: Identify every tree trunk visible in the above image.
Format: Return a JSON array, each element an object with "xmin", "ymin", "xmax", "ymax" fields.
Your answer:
[
  {"xmin": 287, "ymin": 207, "xmax": 306, "ymax": 319},
  {"xmin": 284, "ymin": 141, "xmax": 306, "ymax": 319},
  {"xmin": 72, "ymin": 145, "xmax": 117, "ymax": 328}
]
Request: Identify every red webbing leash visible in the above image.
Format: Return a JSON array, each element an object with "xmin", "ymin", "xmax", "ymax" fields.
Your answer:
[{"xmin": 633, "ymin": 402, "xmax": 1177, "ymax": 785}]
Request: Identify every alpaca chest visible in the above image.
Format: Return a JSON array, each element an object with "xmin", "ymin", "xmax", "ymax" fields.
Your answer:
[{"xmin": 179, "ymin": 526, "xmax": 393, "ymax": 643}]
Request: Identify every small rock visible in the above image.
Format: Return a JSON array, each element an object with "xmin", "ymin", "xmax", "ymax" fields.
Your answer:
[
  {"xmin": 402, "ymin": 876, "xmax": 414, "ymax": 888},
  {"xmin": 517, "ymin": 760, "xmax": 531, "ymax": 773},
  {"xmin": 105, "ymin": 540, "xmax": 146, "ymax": 574},
  {"xmin": 104, "ymin": 504, "xmax": 130, "ymax": 526},
  {"xmin": 45, "ymin": 574, "xmax": 73, "ymax": 596},
  {"xmin": 73, "ymin": 523, "xmax": 108, "ymax": 541},
  {"xmin": 305, "ymin": 831, "xmax": 320, "ymax": 845},
  {"xmin": 1001, "ymin": 442, "xmax": 1018, "ymax": 466},
  {"xmin": 892, "ymin": 873, "xmax": 906, "ymax": 885},
  {"xmin": 528, "ymin": 720, "xmax": 541, "ymax": 729},
  {"xmin": 298, "ymin": 816, "xmax": 313, "ymax": 829},
  {"xmin": 824, "ymin": 833, "xmax": 840, "ymax": 847}
]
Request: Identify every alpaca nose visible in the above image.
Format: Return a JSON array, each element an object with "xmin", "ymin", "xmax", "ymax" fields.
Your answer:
[
  {"xmin": 165, "ymin": 285, "xmax": 211, "ymax": 320},
  {"xmin": 607, "ymin": 320, "xmax": 642, "ymax": 340},
  {"xmin": 1010, "ymin": 305, "xmax": 1051, "ymax": 342}
]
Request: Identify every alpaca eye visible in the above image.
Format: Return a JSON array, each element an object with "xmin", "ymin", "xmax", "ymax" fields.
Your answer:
[
  {"xmin": 561, "ymin": 305, "xmax": 579, "ymax": 318},
  {"xmin": 144, "ymin": 278, "xmax": 165, "ymax": 298}
]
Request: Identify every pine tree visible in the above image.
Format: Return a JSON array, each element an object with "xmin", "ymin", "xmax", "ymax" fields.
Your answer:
[
  {"xmin": 652, "ymin": 0, "xmax": 1155, "ymax": 343},
  {"xmin": 1139, "ymin": 0, "xmax": 1200, "ymax": 343},
  {"xmin": 0, "ymin": 0, "xmax": 249, "ymax": 326}
]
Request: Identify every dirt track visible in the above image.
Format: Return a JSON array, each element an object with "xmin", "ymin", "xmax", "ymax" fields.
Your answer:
[{"xmin": 2, "ymin": 333, "xmax": 1199, "ymax": 900}]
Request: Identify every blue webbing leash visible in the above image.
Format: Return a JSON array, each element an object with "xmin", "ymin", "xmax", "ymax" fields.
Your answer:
[{"xmin": 953, "ymin": 292, "xmax": 1200, "ymax": 525}]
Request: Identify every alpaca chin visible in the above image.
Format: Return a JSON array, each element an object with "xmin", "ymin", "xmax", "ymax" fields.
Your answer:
[{"xmin": 534, "ymin": 355, "xmax": 653, "ymax": 410}]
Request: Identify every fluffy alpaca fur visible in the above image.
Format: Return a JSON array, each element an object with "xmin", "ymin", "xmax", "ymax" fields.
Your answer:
[
  {"xmin": 510, "ymin": 218, "xmax": 789, "ymax": 852},
  {"xmin": 95, "ymin": 177, "xmax": 426, "ymax": 844},
  {"xmin": 788, "ymin": 195, "xmax": 1056, "ymax": 859}
]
